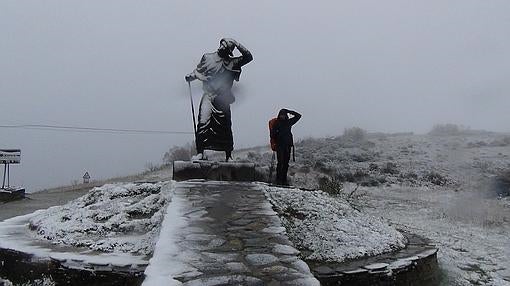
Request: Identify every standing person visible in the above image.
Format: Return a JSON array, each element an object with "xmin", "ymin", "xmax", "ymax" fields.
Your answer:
[
  {"xmin": 270, "ymin": 109, "xmax": 301, "ymax": 185},
  {"xmin": 185, "ymin": 38, "xmax": 253, "ymax": 161}
]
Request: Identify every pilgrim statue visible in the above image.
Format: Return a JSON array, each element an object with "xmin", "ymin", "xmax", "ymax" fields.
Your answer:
[{"xmin": 186, "ymin": 38, "xmax": 253, "ymax": 161}]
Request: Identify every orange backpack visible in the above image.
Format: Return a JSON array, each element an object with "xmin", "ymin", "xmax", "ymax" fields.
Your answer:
[{"xmin": 268, "ymin": 118, "xmax": 278, "ymax": 151}]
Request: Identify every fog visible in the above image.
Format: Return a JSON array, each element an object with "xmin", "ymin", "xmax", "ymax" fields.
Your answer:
[{"xmin": 1, "ymin": 0, "xmax": 509, "ymax": 191}]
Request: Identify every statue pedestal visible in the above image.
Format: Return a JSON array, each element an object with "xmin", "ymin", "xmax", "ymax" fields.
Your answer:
[{"xmin": 172, "ymin": 161, "xmax": 257, "ymax": 182}]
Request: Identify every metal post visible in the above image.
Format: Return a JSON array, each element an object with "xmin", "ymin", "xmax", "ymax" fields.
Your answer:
[
  {"xmin": 6, "ymin": 164, "xmax": 9, "ymax": 188},
  {"xmin": 2, "ymin": 163, "xmax": 6, "ymax": 189}
]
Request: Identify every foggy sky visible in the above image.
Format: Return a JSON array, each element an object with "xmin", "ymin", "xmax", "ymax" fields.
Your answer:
[{"xmin": 1, "ymin": 0, "xmax": 510, "ymax": 191}]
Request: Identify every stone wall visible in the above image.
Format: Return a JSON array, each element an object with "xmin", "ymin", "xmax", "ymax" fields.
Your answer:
[
  {"xmin": 0, "ymin": 248, "xmax": 144, "ymax": 286},
  {"xmin": 310, "ymin": 234, "xmax": 440, "ymax": 286}
]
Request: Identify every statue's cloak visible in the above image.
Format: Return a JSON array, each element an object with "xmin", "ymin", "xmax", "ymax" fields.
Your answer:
[{"xmin": 193, "ymin": 53, "xmax": 242, "ymax": 153}]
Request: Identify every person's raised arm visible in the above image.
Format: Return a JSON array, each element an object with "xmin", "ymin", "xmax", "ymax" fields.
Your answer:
[{"xmin": 287, "ymin": 109, "xmax": 302, "ymax": 125}]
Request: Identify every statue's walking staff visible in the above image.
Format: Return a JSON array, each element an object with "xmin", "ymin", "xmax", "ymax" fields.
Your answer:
[{"xmin": 188, "ymin": 81, "xmax": 198, "ymax": 152}]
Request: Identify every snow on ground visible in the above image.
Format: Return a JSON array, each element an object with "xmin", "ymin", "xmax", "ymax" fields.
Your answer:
[
  {"xmin": 236, "ymin": 131, "xmax": 510, "ymax": 285},
  {"xmin": 0, "ymin": 278, "xmax": 13, "ymax": 286},
  {"xmin": 0, "ymin": 209, "xmax": 149, "ymax": 268},
  {"xmin": 261, "ymin": 185, "xmax": 407, "ymax": 262},
  {"xmin": 27, "ymin": 181, "xmax": 174, "ymax": 255},
  {"xmin": 0, "ymin": 277, "xmax": 55, "ymax": 286},
  {"xmin": 234, "ymin": 132, "xmax": 510, "ymax": 190},
  {"xmin": 364, "ymin": 186, "xmax": 510, "ymax": 286},
  {"xmin": 142, "ymin": 185, "xmax": 187, "ymax": 286}
]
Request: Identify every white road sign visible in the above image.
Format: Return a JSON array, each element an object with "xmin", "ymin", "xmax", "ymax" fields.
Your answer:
[{"xmin": 0, "ymin": 149, "xmax": 21, "ymax": 164}]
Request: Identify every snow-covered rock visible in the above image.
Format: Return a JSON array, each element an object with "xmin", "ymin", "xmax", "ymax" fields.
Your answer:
[
  {"xmin": 0, "ymin": 278, "xmax": 13, "ymax": 286},
  {"xmin": 261, "ymin": 185, "xmax": 407, "ymax": 262},
  {"xmin": 28, "ymin": 182, "xmax": 174, "ymax": 255}
]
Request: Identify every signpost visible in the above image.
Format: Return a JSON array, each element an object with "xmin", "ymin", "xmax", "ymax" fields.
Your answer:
[
  {"xmin": 0, "ymin": 149, "xmax": 21, "ymax": 164},
  {"xmin": 0, "ymin": 149, "xmax": 24, "ymax": 200},
  {"xmin": 83, "ymin": 171, "xmax": 90, "ymax": 184}
]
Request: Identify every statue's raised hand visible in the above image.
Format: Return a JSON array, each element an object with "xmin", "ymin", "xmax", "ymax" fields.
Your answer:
[
  {"xmin": 221, "ymin": 38, "xmax": 238, "ymax": 48},
  {"xmin": 185, "ymin": 73, "xmax": 196, "ymax": 82}
]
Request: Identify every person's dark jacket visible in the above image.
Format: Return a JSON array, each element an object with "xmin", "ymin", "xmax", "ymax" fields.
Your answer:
[{"xmin": 271, "ymin": 110, "xmax": 301, "ymax": 148}]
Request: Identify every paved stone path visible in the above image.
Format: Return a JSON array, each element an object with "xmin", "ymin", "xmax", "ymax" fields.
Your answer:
[{"xmin": 143, "ymin": 180, "xmax": 319, "ymax": 286}]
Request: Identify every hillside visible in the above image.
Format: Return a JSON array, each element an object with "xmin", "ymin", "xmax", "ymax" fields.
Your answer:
[{"xmin": 230, "ymin": 130, "xmax": 510, "ymax": 285}]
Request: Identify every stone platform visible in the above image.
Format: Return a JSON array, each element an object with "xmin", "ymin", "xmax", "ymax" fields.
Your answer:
[
  {"xmin": 172, "ymin": 161, "xmax": 259, "ymax": 182},
  {"xmin": 0, "ymin": 180, "xmax": 440, "ymax": 285}
]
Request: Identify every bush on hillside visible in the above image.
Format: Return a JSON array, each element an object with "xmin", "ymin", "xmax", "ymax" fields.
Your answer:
[
  {"xmin": 428, "ymin": 124, "xmax": 466, "ymax": 136},
  {"xmin": 489, "ymin": 136, "xmax": 510, "ymax": 147},
  {"xmin": 162, "ymin": 143, "xmax": 194, "ymax": 164},
  {"xmin": 318, "ymin": 176, "xmax": 344, "ymax": 196},
  {"xmin": 423, "ymin": 171, "xmax": 449, "ymax": 186},
  {"xmin": 343, "ymin": 127, "xmax": 367, "ymax": 142}
]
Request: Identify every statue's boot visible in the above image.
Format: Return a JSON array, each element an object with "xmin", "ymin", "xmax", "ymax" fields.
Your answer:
[{"xmin": 192, "ymin": 152, "xmax": 208, "ymax": 162}]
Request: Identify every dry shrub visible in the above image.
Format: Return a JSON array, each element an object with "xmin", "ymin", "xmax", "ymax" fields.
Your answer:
[
  {"xmin": 428, "ymin": 124, "xmax": 467, "ymax": 136},
  {"xmin": 489, "ymin": 136, "xmax": 510, "ymax": 147},
  {"xmin": 381, "ymin": 162, "xmax": 399, "ymax": 175},
  {"xmin": 318, "ymin": 176, "xmax": 344, "ymax": 196},
  {"xmin": 423, "ymin": 171, "xmax": 449, "ymax": 186},
  {"xmin": 343, "ymin": 127, "xmax": 367, "ymax": 142},
  {"xmin": 162, "ymin": 143, "xmax": 194, "ymax": 164}
]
